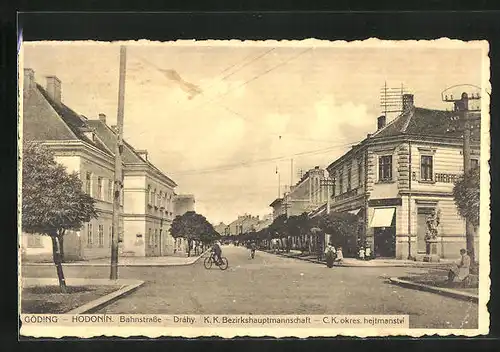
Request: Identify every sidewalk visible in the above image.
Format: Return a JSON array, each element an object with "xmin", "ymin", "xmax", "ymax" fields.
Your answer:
[
  {"xmin": 265, "ymin": 250, "xmax": 452, "ymax": 268},
  {"xmin": 23, "ymin": 250, "xmax": 209, "ymax": 267}
]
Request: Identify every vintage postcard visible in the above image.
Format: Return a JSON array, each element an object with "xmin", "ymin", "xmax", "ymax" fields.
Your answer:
[{"xmin": 18, "ymin": 38, "xmax": 490, "ymax": 338}]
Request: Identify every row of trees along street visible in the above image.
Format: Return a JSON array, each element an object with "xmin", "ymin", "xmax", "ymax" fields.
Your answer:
[
  {"xmin": 224, "ymin": 165, "xmax": 480, "ymax": 262},
  {"xmin": 21, "ymin": 142, "xmax": 220, "ymax": 292},
  {"xmin": 169, "ymin": 211, "xmax": 221, "ymax": 257},
  {"xmin": 223, "ymin": 212, "xmax": 361, "ymax": 259}
]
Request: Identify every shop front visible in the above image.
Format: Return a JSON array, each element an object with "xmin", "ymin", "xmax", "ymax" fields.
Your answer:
[{"xmin": 369, "ymin": 205, "xmax": 397, "ymax": 258}]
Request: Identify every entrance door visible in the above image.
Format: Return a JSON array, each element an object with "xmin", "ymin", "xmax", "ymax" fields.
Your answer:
[
  {"xmin": 417, "ymin": 208, "xmax": 434, "ymax": 253},
  {"xmin": 374, "ymin": 227, "xmax": 396, "ymax": 257}
]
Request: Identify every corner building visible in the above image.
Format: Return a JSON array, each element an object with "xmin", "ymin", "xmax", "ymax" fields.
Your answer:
[{"xmin": 326, "ymin": 94, "xmax": 480, "ymax": 260}]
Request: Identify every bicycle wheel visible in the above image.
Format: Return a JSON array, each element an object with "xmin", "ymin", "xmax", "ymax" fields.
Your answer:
[
  {"xmin": 218, "ymin": 257, "xmax": 229, "ymax": 270},
  {"xmin": 204, "ymin": 256, "xmax": 213, "ymax": 269}
]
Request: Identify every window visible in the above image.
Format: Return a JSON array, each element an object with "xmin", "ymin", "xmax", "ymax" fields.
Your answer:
[
  {"xmin": 85, "ymin": 172, "xmax": 92, "ymax": 195},
  {"xmin": 109, "ymin": 226, "xmax": 112, "ymax": 247},
  {"xmin": 347, "ymin": 168, "xmax": 352, "ymax": 191},
  {"xmin": 471, "ymin": 159, "xmax": 479, "ymax": 169},
  {"xmin": 87, "ymin": 223, "xmax": 93, "ymax": 247},
  {"xmin": 153, "ymin": 189, "xmax": 157, "ymax": 207},
  {"xmin": 97, "ymin": 177, "xmax": 103, "ymax": 200},
  {"xmin": 148, "ymin": 228, "xmax": 153, "ymax": 246},
  {"xmin": 147, "ymin": 185, "xmax": 152, "ymax": 205},
  {"xmin": 421, "ymin": 155, "xmax": 433, "ymax": 181},
  {"xmin": 358, "ymin": 159, "xmax": 363, "ymax": 187},
  {"xmin": 98, "ymin": 225, "xmax": 104, "ymax": 247},
  {"xmin": 154, "ymin": 229, "xmax": 158, "ymax": 246},
  {"xmin": 338, "ymin": 169, "xmax": 344, "ymax": 194},
  {"xmin": 108, "ymin": 180, "xmax": 113, "ymax": 201},
  {"xmin": 27, "ymin": 234, "xmax": 43, "ymax": 248},
  {"xmin": 378, "ymin": 155, "xmax": 393, "ymax": 181}
]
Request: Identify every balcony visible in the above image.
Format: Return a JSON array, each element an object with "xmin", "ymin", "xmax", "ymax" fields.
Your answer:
[{"xmin": 334, "ymin": 187, "xmax": 359, "ymax": 202}]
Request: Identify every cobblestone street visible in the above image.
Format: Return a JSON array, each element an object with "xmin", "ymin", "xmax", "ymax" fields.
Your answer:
[{"xmin": 22, "ymin": 245, "xmax": 478, "ymax": 329}]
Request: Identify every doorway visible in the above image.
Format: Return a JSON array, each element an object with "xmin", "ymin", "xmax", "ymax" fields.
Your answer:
[{"xmin": 374, "ymin": 227, "xmax": 396, "ymax": 257}]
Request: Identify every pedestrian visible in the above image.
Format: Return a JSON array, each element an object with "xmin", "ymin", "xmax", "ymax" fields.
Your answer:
[
  {"xmin": 325, "ymin": 242, "xmax": 336, "ymax": 268},
  {"xmin": 335, "ymin": 246, "xmax": 344, "ymax": 265},
  {"xmin": 364, "ymin": 245, "xmax": 372, "ymax": 260},
  {"xmin": 358, "ymin": 246, "xmax": 365, "ymax": 260},
  {"xmin": 448, "ymin": 248, "xmax": 471, "ymax": 284}
]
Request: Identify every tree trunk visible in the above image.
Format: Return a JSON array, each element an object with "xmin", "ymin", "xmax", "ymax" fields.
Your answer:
[
  {"xmin": 51, "ymin": 235, "xmax": 67, "ymax": 293},
  {"xmin": 58, "ymin": 235, "xmax": 65, "ymax": 263},
  {"xmin": 187, "ymin": 239, "xmax": 192, "ymax": 257}
]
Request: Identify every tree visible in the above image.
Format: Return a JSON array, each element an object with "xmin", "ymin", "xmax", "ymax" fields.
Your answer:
[
  {"xmin": 286, "ymin": 212, "xmax": 311, "ymax": 251},
  {"xmin": 317, "ymin": 212, "xmax": 359, "ymax": 257},
  {"xmin": 22, "ymin": 142, "xmax": 97, "ymax": 292},
  {"xmin": 269, "ymin": 214, "xmax": 288, "ymax": 250},
  {"xmin": 453, "ymin": 166, "xmax": 480, "ymax": 262},
  {"xmin": 453, "ymin": 166, "xmax": 480, "ymax": 227},
  {"xmin": 170, "ymin": 211, "xmax": 215, "ymax": 257}
]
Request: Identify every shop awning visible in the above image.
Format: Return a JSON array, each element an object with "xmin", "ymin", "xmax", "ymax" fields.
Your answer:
[
  {"xmin": 348, "ymin": 208, "xmax": 361, "ymax": 215},
  {"xmin": 369, "ymin": 207, "xmax": 395, "ymax": 227}
]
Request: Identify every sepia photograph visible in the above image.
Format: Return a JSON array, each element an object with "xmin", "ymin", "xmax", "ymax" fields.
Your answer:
[{"xmin": 18, "ymin": 39, "xmax": 490, "ymax": 337}]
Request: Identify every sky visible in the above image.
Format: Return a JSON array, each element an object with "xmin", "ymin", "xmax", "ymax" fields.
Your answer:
[{"xmin": 22, "ymin": 40, "xmax": 485, "ymax": 225}]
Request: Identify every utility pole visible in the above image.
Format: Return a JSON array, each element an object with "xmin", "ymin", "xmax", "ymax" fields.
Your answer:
[
  {"xmin": 407, "ymin": 139, "xmax": 413, "ymax": 260},
  {"xmin": 442, "ymin": 87, "xmax": 481, "ymax": 263},
  {"xmin": 111, "ymin": 45, "xmax": 127, "ymax": 280},
  {"xmin": 319, "ymin": 178, "xmax": 335, "ymax": 214}
]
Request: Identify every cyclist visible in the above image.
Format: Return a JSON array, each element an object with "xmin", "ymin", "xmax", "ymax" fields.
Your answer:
[
  {"xmin": 212, "ymin": 240, "xmax": 223, "ymax": 265},
  {"xmin": 250, "ymin": 241, "xmax": 257, "ymax": 259}
]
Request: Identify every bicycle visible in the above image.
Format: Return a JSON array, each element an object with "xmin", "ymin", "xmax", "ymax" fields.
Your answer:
[{"xmin": 204, "ymin": 252, "xmax": 229, "ymax": 270}]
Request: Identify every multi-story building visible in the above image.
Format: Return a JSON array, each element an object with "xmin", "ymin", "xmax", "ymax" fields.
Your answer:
[
  {"xmin": 226, "ymin": 215, "xmax": 261, "ymax": 236},
  {"xmin": 324, "ymin": 94, "xmax": 480, "ymax": 259},
  {"xmin": 214, "ymin": 222, "xmax": 229, "ymax": 236},
  {"xmin": 269, "ymin": 166, "xmax": 328, "ymax": 219},
  {"xmin": 21, "ymin": 68, "xmax": 186, "ymax": 260},
  {"xmin": 85, "ymin": 117, "xmax": 178, "ymax": 257}
]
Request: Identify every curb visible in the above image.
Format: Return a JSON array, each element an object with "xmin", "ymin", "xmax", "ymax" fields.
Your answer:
[
  {"xmin": 22, "ymin": 278, "xmax": 145, "ymax": 314},
  {"xmin": 265, "ymin": 251, "xmax": 449, "ymax": 268},
  {"xmin": 388, "ymin": 277, "xmax": 478, "ymax": 303},
  {"xmin": 67, "ymin": 280, "xmax": 145, "ymax": 314},
  {"xmin": 22, "ymin": 250, "xmax": 210, "ymax": 268}
]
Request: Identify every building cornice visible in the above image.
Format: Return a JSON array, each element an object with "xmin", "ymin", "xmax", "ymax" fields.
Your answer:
[{"xmin": 40, "ymin": 140, "xmax": 115, "ymax": 170}]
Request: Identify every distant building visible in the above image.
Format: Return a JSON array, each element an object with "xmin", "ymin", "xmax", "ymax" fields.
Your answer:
[
  {"xmin": 226, "ymin": 214, "xmax": 261, "ymax": 236},
  {"xmin": 214, "ymin": 222, "xmax": 229, "ymax": 236},
  {"xmin": 173, "ymin": 194, "xmax": 196, "ymax": 217},
  {"xmin": 269, "ymin": 166, "xmax": 328, "ymax": 219}
]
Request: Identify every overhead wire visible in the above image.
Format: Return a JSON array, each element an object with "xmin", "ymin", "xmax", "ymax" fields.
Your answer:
[{"xmin": 169, "ymin": 140, "xmax": 357, "ymax": 176}]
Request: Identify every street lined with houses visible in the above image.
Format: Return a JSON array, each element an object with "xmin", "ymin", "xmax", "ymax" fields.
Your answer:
[
  {"xmin": 22, "ymin": 245, "xmax": 478, "ymax": 329},
  {"xmin": 19, "ymin": 42, "xmax": 486, "ymax": 336}
]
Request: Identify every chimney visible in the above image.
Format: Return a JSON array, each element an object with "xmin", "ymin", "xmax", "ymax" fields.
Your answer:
[
  {"xmin": 98, "ymin": 113, "xmax": 107, "ymax": 124},
  {"xmin": 377, "ymin": 115, "xmax": 386, "ymax": 130},
  {"xmin": 402, "ymin": 93, "xmax": 414, "ymax": 111},
  {"xmin": 45, "ymin": 76, "xmax": 62, "ymax": 103},
  {"xmin": 136, "ymin": 149, "xmax": 148, "ymax": 161},
  {"xmin": 23, "ymin": 68, "xmax": 35, "ymax": 92}
]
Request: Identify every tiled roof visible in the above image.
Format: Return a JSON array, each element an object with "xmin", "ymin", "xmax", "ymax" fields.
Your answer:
[
  {"xmin": 34, "ymin": 84, "xmax": 111, "ymax": 155},
  {"xmin": 86, "ymin": 120, "xmax": 144, "ymax": 164},
  {"xmin": 23, "ymin": 87, "xmax": 78, "ymax": 141},
  {"xmin": 372, "ymin": 107, "xmax": 481, "ymax": 141},
  {"xmin": 86, "ymin": 119, "xmax": 177, "ymax": 186}
]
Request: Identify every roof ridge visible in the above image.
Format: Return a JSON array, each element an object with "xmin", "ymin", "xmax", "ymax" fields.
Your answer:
[
  {"xmin": 371, "ymin": 109, "xmax": 410, "ymax": 138},
  {"xmin": 400, "ymin": 108, "xmax": 415, "ymax": 133}
]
